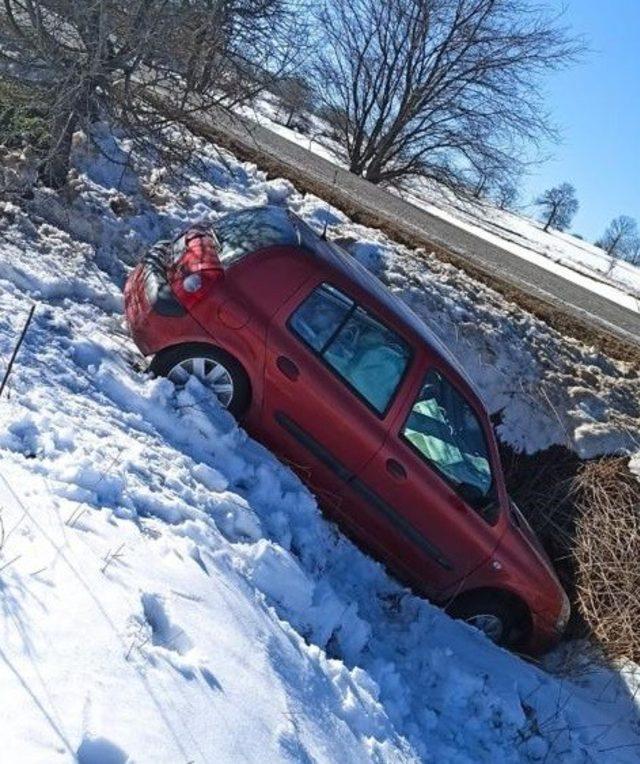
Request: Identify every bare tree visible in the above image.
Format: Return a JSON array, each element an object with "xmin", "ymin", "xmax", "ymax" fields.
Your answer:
[
  {"xmin": 596, "ymin": 215, "xmax": 639, "ymax": 263},
  {"xmin": 471, "ymin": 165, "xmax": 506, "ymax": 200},
  {"xmin": 535, "ymin": 182, "xmax": 578, "ymax": 232},
  {"xmin": 493, "ymin": 180, "xmax": 520, "ymax": 212},
  {"xmin": 469, "ymin": 161, "xmax": 521, "ymax": 209},
  {"xmin": 273, "ymin": 75, "xmax": 313, "ymax": 129},
  {"xmin": 313, "ymin": 0, "xmax": 581, "ymax": 189},
  {"xmin": 0, "ymin": 0, "xmax": 299, "ymax": 188}
]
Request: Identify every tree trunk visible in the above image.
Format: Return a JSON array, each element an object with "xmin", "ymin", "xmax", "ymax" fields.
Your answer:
[
  {"xmin": 364, "ymin": 166, "xmax": 383, "ymax": 184},
  {"xmin": 349, "ymin": 156, "xmax": 367, "ymax": 175},
  {"xmin": 364, "ymin": 155, "xmax": 387, "ymax": 183},
  {"xmin": 40, "ymin": 111, "xmax": 77, "ymax": 189},
  {"xmin": 606, "ymin": 234, "xmax": 621, "ymax": 256}
]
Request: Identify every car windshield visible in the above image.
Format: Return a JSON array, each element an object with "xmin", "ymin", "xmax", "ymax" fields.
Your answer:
[
  {"xmin": 213, "ymin": 206, "xmax": 299, "ymax": 264},
  {"xmin": 403, "ymin": 370, "xmax": 496, "ymax": 517}
]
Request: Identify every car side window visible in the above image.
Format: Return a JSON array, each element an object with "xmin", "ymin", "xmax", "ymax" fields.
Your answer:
[
  {"xmin": 403, "ymin": 370, "xmax": 496, "ymax": 519},
  {"xmin": 289, "ymin": 283, "xmax": 411, "ymax": 414},
  {"xmin": 289, "ymin": 284, "xmax": 354, "ymax": 351}
]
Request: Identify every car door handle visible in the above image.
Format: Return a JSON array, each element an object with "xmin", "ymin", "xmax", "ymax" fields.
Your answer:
[
  {"xmin": 386, "ymin": 458, "xmax": 407, "ymax": 480},
  {"xmin": 276, "ymin": 356, "xmax": 299, "ymax": 381}
]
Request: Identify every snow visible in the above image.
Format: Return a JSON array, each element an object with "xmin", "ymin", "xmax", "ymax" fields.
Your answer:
[
  {"xmin": 1, "ymin": 125, "xmax": 640, "ymax": 762},
  {"xmin": 246, "ymin": 95, "xmax": 640, "ymax": 313},
  {"xmin": 241, "ymin": 95, "xmax": 344, "ymax": 167}
]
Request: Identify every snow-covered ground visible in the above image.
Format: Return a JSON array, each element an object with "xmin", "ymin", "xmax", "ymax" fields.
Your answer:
[
  {"xmin": 1, "ymin": 126, "xmax": 640, "ymax": 762},
  {"xmin": 245, "ymin": 96, "xmax": 640, "ymax": 314}
]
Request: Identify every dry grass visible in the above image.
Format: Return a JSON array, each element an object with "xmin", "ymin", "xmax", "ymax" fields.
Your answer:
[
  {"xmin": 503, "ymin": 445, "xmax": 640, "ymax": 661},
  {"xmin": 501, "ymin": 445, "xmax": 579, "ymax": 552},
  {"xmin": 571, "ymin": 458, "xmax": 640, "ymax": 662}
]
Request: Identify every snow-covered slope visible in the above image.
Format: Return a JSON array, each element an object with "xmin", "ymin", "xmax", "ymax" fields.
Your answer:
[
  {"xmin": 399, "ymin": 180, "xmax": 640, "ymax": 313},
  {"xmin": 1, "ymin": 127, "xmax": 639, "ymax": 762}
]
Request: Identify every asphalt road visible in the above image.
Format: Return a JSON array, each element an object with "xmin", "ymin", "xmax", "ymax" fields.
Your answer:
[{"xmin": 189, "ymin": 108, "xmax": 640, "ymax": 352}]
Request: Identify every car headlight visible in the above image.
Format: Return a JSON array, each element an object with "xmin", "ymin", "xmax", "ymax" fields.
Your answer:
[{"xmin": 555, "ymin": 591, "xmax": 571, "ymax": 632}]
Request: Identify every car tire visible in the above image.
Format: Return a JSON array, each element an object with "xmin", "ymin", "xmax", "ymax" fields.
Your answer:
[
  {"xmin": 447, "ymin": 591, "xmax": 527, "ymax": 648},
  {"xmin": 150, "ymin": 343, "xmax": 251, "ymax": 419}
]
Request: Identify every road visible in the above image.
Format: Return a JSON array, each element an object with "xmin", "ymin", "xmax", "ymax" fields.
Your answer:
[{"xmin": 185, "ymin": 108, "xmax": 640, "ymax": 354}]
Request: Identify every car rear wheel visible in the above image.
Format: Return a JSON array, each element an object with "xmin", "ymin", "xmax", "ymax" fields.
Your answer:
[
  {"xmin": 150, "ymin": 343, "xmax": 251, "ymax": 418},
  {"xmin": 447, "ymin": 591, "xmax": 528, "ymax": 648}
]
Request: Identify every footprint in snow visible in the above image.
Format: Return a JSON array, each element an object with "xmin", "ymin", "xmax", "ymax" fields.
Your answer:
[
  {"xmin": 77, "ymin": 735, "xmax": 129, "ymax": 764},
  {"xmin": 200, "ymin": 666, "xmax": 223, "ymax": 692},
  {"xmin": 140, "ymin": 592, "xmax": 193, "ymax": 655},
  {"xmin": 139, "ymin": 592, "xmax": 223, "ymax": 692}
]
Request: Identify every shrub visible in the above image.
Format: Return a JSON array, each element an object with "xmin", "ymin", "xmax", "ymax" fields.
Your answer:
[
  {"xmin": 502, "ymin": 445, "xmax": 640, "ymax": 660},
  {"xmin": 0, "ymin": 81, "xmax": 49, "ymax": 151},
  {"xmin": 571, "ymin": 458, "xmax": 640, "ymax": 661}
]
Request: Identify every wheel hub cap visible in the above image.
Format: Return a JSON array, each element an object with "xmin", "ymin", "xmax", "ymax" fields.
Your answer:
[
  {"xmin": 467, "ymin": 613, "xmax": 504, "ymax": 642},
  {"xmin": 167, "ymin": 357, "xmax": 234, "ymax": 408}
]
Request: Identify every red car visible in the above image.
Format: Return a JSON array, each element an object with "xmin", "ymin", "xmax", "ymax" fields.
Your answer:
[{"xmin": 124, "ymin": 205, "xmax": 570, "ymax": 653}]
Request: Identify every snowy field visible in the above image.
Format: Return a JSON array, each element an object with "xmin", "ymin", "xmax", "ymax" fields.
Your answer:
[
  {"xmin": 245, "ymin": 96, "xmax": 640, "ymax": 313},
  {"xmin": 1, "ymin": 126, "xmax": 639, "ymax": 762}
]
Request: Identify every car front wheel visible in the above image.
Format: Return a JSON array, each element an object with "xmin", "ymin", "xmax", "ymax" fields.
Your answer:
[
  {"xmin": 150, "ymin": 343, "xmax": 251, "ymax": 418},
  {"xmin": 447, "ymin": 591, "xmax": 528, "ymax": 648}
]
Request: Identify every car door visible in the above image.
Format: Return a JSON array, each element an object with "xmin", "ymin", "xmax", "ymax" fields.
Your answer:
[
  {"xmin": 260, "ymin": 279, "xmax": 412, "ymax": 523},
  {"xmin": 352, "ymin": 355, "xmax": 505, "ymax": 598}
]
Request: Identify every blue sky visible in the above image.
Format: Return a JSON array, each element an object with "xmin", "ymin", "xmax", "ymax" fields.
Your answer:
[{"xmin": 520, "ymin": 1, "xmax": 640, "ymax": 241}]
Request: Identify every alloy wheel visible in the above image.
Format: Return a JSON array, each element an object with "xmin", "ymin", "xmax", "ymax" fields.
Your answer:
[
  {"xmin": 466, "ymin": 613, "xmax": 504, "ymax": 642},
  {"xmin": 167, "ymin": 356, "xmax": 235, "ymax": 408}
]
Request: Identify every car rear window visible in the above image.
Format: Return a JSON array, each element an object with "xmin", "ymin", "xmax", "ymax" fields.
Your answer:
[
  {"xmin": 402, "ymin": 369, "xmax": 498, "ymax": 522},
  {"xmin": 213, "ymin": 206, "xmax": 299, "ymax": 265},
  {"xmin": 289, "ymin": 283, "xmax": 411, "ymax": 415}
]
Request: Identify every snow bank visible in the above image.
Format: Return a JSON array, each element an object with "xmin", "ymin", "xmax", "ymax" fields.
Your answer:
[{"xmin": 1, "ymin": 126, "xmax": 639, "ymax": 761}]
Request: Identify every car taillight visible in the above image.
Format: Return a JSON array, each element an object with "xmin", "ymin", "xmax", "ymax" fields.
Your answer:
[{"xmin": 169, "ymin": 228, "xmax": 223, "ymax": 309}]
